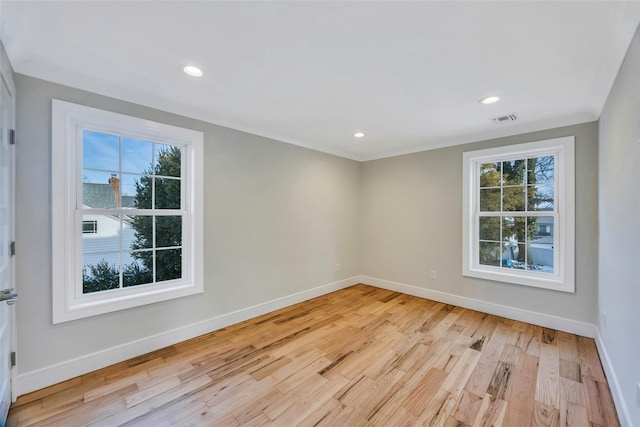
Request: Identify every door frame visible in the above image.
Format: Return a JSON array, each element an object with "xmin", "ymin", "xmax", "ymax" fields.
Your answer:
[{"xmin": 1, "ymin": 40, "xmax": 17, "ymax": 405}]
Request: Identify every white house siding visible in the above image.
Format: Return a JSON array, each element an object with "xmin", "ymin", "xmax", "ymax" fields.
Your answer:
[{"xmin": 82, "ymin": 214, "xmax": 137, "ymax": 269}]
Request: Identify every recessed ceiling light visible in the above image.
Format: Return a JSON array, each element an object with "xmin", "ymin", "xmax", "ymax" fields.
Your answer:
[
  {"xmin": 480, "ymin": 96, "xmax": 500, "ymax": 104},
  {"xmin": 183, "ymin": 65, "xmax": 203, "ymax": 77},
  {"xmin": 354, "ymin": 132, "xmax": 365, "ymax": 138}
]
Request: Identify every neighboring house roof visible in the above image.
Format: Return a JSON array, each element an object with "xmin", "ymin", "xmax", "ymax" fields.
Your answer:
[{"xmin": 83, "ymin": 183, "xmax": 136, "ymax": 209}]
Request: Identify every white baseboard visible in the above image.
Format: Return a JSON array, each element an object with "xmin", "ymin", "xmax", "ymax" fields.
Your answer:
[
  {"xmin": 595, "ymin": 330, "xmax": 632, "ymax": 427},
  {"xmin": 14, "ymin": 276, "xmax": 359, "ymax": 397},
  {"xmin": 358, "ymin": 275, "xmax": 596, "ymax": 338}
]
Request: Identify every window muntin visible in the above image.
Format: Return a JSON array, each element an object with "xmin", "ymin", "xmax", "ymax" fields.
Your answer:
[
  {"xmin": 52, "ymin": 100, "xmax": 204, "ymax": 323},
  {"xmin": 462, "ymin": 137, "xmax": 575, "ymax": 292}
]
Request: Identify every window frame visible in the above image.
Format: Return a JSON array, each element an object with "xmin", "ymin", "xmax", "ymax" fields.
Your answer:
[
  {"xmin": 462, "ymin": 136, "xmax": 575, "ymax": 292},
  {"xmin": 52, "ymin": 100, "xmax": 204, "ymax": 323}
]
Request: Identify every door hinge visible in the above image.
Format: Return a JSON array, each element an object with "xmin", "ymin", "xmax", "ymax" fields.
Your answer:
[
  {"xmin": 9, "ymin": 241, "xmax": 15, "ymax": 256},
  {"xmin": 10, "ymin": 352, "xmax": 15, "ymax": 367},
  {"xmin": 9, "ymin": 129, "xmax": 15, "ymax": 145}
]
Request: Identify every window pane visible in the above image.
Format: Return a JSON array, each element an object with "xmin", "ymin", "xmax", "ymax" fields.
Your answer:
[
  {"xmin": 121, "ymin": 174, "xmax": 151, "ymax": 209},
  {"xmin": 156, "ymin": 248, "xmax": 182, "ymax": 282},
  {"xmin": 479, "ymin": 242, "xmax": 501, "ymax": 266},
  {"xmin": 503, "ymin": 186, "xmax": 525, "ymax": 211},
  {"xmin": 502, "ymin": 216, "xmax": 526, "ymax": 269},
  {"xmin": 530, "ymin": 216, "xmax": 554, "ymax": 240},
  {"xmin": 123, "ymin": 254, "xmax": 153, "ymax": 287},
  {"xmin": 502, "ymin": 216, "xmax": 526, "ymax": 244},
  {"xmin": 126, "ymin": 216, "xmax": 152, "ymax": 250},
  {"xmin": 479, "ymin": 217, "xmax": 500, "ymax": 241},
  {"xmin": 527, "ymin": 216, "xmax": 554, "ymax": 273},
  {"xmin": 82, "ymin": 215, "xmax": 122, "ymax": 254},
  {"xmin": 82, "ymin": 253, "xmax": 120, "ymax": 293},
  {"xmin": 479, "ymin": 162, "xmax": 501, "ymax": 188},
  {"xmin": 156, "ymin": 216, "xmax": 182, "ymax": 248},
  {"xmin": 526, "ymin": 243, "xmax": 554, "ymax": 273},
  {"xmin": 83, "ymin": 130, "xmax": 119, "ymax": 171},
  {"xmin": 122, "ymin": 138, "xmax": 153, "ymax": 175},
  {"xmin": 155, "ymin": 144, "xmax": 181, "ymax": 177},
  {"xmin": 480, "ymin": 188, "xmax": 500, "ymax": 211},
  {"xmin": 155, "ymin": 178, "xmax": 181, "ymax": 209},
  {"xmin": 501, "ymin": 243, "xmax": 526, "ymax": 269},
  {"xmin": 502, "ymin": 159, "xmax": 526, "ymax": 186},
  {"xmin": 83, "ymin": 171, "xmax": 119, "ymax": 209},
  {"xmin": 527, "ymin": 184, "xmax": 554, "ymax": 211},
  {"xmin": 527, "ymin": 156, "xmax": 554, "ymax": 184}
]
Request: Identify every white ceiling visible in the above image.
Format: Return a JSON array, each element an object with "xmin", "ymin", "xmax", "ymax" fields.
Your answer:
[{"xmin": 3, "ymin": 1, "xmax": 640, "ymax": 161}]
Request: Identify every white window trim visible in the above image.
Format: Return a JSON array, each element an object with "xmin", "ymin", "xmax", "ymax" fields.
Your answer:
[
  {"xmin": 52, "ymin": 100, "xmax": 204, "ymax": 323},
  {"xmin": 462, "ymin": 136, "xmax": 575, "ymax": 293}
]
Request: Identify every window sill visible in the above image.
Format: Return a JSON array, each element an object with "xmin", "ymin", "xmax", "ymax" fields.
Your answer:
[
  {"xmin": 53, "ymin": 280, "xmax": 203, "ymax": 323},
  {"xmin": 463, "ymin": 266, "xmax": 574, "ymax": 293}
]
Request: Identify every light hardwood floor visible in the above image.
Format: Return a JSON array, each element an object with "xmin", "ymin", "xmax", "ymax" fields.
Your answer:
[{"xmin": 8, "ymin": 285, "xmax": 618, "ymax": 426}]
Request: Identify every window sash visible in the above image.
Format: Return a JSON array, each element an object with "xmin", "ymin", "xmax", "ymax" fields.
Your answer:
[
  {"xmin": 76, "ymin": 126, "xmax": 186, "ymax": 212},
  {"xmin": 74, "ymin": 209, "xmax": 189, "ymax": 300},
  {"xmin": 472, "ymin": 212, "xmax": 559, "ymax": 276}
]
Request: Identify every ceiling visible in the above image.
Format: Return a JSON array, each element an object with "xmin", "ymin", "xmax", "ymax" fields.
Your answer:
[{"xmin": 3, "ymin": 1, "xmax": 640, "ymax": 161}]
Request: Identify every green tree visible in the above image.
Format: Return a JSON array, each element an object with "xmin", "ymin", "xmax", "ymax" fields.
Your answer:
[
  {"xmin": 82, "ymin": 260, "xmax": 119, "ymax": 293},
  {"xmin": 83, "ymin": 260, "xmax": 156, "ymax": 293}
]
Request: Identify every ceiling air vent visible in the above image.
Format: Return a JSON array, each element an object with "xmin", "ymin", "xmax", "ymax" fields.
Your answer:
[{"xmin": 491, "ymin": 113, "xmax": 517, "ymax": 124}]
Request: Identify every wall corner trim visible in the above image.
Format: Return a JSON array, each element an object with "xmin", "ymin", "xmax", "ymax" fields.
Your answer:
[
  {"xmin": 595, "ymin": 329, "xmax": 633, "ymax": 427},
  {"xmin": 13, "ymin": 276, "xmax": 359, "ymax": 397},
  {"xmin": 357, "ymin": 275, "xmax": 596, "ymax": 338}
]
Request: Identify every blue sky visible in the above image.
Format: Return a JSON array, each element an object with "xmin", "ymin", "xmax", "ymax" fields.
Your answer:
[{"xmin": 83, "ymin": 130, "xmax": 153, "ymax": 176}]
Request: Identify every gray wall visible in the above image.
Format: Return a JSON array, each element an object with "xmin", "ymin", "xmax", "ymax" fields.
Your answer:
[
  {"xmin": 359, "ymin": 122, "xmax": 598, "ymax": 322},
  {"xmin": 598, "ymin": 24, "xmax": 640, "ymax": 426},
  {"xmin": 15, "ymin": 75, "xmax": 361, "ymax": 373}
]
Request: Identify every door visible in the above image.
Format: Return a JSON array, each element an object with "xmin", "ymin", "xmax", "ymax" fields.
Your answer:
[{"xmin": 0, "ymin": 57, "xmax": 16, "ymax": 423}]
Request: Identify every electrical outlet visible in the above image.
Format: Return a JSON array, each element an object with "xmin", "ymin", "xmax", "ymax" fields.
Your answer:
[
  {"xmin": 335, "ymin": 263, "xmax": 341, "ymax": 272},
  {"xmin": 430, "ymin": 270, "xmax": 437, "ymax": 280}
]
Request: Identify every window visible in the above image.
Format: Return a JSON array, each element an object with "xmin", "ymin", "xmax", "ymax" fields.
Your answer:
[
  {"xmin": 462, "ymin": 136, "xmax": 575, "ymax": 292},
  {"xmin": 82, "ymin": 220, "xmax": 98, "ymax": 234},
  {"xmin": 52, "ymin": 100, "xmax": 204, "ymax": 323}
]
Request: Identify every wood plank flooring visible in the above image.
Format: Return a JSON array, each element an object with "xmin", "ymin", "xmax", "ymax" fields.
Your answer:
[{"xmin": 7, "ymin": 284, "xmax": 619, "ymax": 426}]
